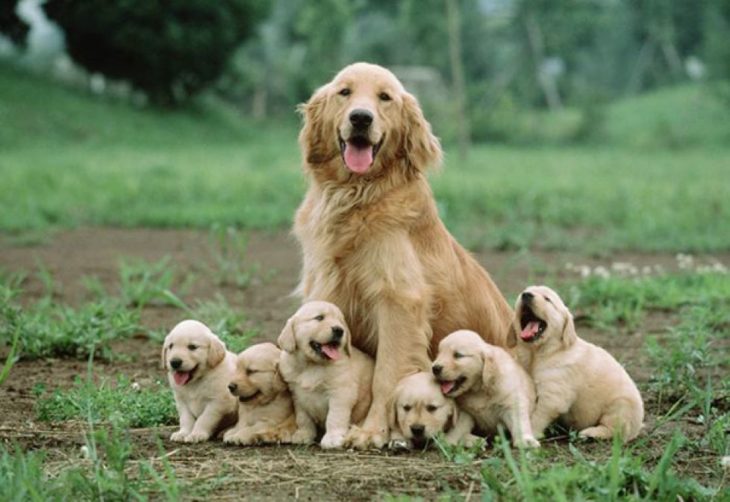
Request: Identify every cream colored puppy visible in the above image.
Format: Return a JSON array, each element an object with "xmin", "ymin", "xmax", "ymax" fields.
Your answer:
[
  {"xmin": 223, "ymin": 343, "xmax": 297, "ymax": 445},
  {"xmin": 388, "ymin": 372, "xmax": 478, "ymax": 449},
  {"xmin": 162, "ymin": 320, "xmax": 238, "ymax": 443},
  {"xmin": 432, "ymin": 330, "xmax": 539, "ymax": 448},
  {"xmin": 278, "ymin": 301, "xmax": 374, "ymax": 449},
  {"xmin": 509, "ymin": 286, "xmax": 644, "ymax": 441}
]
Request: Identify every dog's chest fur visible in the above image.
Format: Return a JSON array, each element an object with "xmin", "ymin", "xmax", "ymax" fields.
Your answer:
[{"xmin": 457, "ymin": 391, "xmax": 505, "ymax": 433}]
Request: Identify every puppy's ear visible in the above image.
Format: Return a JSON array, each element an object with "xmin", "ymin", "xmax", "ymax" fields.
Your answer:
[
  {"xmin": 400, "ymin": 92, "xmax": 442, "ymax": 171},
  {"xmin": 298, "ymin": 86, "xmax": 336, "ymax": 165},
  {"xmin": 343, "ymin": 327, "xmax": 352, "ymax": 357},
  {"xmin": 160, "ymin": 339, "xmax": 169, "ymax": 370},
  {"xmin": 445, "ymin": 400, "xmax": 459, "ymax": 433},
  {"xmin": 481, "ymin": 349, "xmax": 497, "ymax": 390},
  {"xmin": 386, "ymin": 390, "xmax": 398, "ymax": 433},
  {"xmin": 277, "ymin": 317, "xmax": 296, "ymax": 353},
  {"xmin": 561, "ymin": 312, "xmax": 578, "ymax": 348},
  {"xmin": 272, "ymin": 361, "xmax": 287, "ymax": 392},
  {"xmin": 506, "ymin": 320, "xmax": 518, "ymax": 348},
  {"xmin": 207, "ymin": 335, "xmax": 226, "ymax": 368}
]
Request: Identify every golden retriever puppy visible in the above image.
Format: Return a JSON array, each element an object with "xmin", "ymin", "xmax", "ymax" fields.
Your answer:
[
  {"xmin": 278, "ymin": 301, "xmax": 374, "ymax": 449},
  {"xmin": 294, "ymin": 62, "xmax": 512, "ymax": 448},
  {"xmin": 432, "ymin": 330, "xmax": 539, "ymax": 448},
  {"xmin": 162, "ymin": 320, "xmax": 238, "ymax": 443},
  {"xmin": 509, "ymin": 286, "xmax": 644, "ymax": 441},
  {"xmin": 388, "ymin": 372, "xmax": 478, "ymax": 449},
  {"xmin": 223, "ymin": 343, "xmax": 297, "ymax": 445}
]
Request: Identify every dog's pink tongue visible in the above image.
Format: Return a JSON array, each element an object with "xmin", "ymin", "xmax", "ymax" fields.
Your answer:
[
  {"xmin": 521, "ymin": 321, "xmax": 540, "ymax": 341},
  {"xmin": 440, "ymin": 381, "xmax": 455, "ymax": 394},
  {"xmin": 321, "ymin": 344, "xmax": 341, "ymax": 360},
  {"xmin": 174, "ymin": 371, "xmax": 191, "ymax": 386},
  {"xmin": 344, "ymin": 142, "xmax": 373, "ymax": 174}
]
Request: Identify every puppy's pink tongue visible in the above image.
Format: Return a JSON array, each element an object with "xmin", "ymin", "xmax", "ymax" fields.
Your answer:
[
  {"xmin": 321, "ymin": 344, "xmax": 341, "ymax": 360},
  {"xmin": 174, "ymin": 371, "xmax": 191, "ymax": 386},
  {"xmin": 521, "ymin": 321, "xmax": 541, "ymax": 341},
  {"xmin": 440, "ymin": 381, "xmax": 455, "ymax": 394},
  {"xmin": 344, "ymin": 142, "xmax": 373, "ymax": 174}
]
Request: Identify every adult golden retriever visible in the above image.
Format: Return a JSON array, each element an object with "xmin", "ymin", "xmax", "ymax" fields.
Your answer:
[{"xmin": 294, "ymin": 62, "xmax": 512, "ymax": 448}]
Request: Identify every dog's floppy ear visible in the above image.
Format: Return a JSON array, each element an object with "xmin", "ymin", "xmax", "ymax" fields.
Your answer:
[
  {"xmin": 343, "ymin": 326, "xmax": 352, "ymax": 357},
  {"xmin": 481, "ymin": 348, "xmax": 497, "ymax": 390},
  {"xmin": 160, "ymin": 338, "xmax": 169, "ymax": 370},
  {"xmin": 207, "ymin": 334, "xmax": 226, "ymax": 368},
  {"xmin": 272, "ymin": 360, "xmax": 287, "ymax": 392},
  {"xmin": 386, "ymin": 389, "xmax": 399, "ymax": 432},
  {"xmin": 400, "ymin": 92, "xmax": 442, "ymax": 171},
  {"xmin": 445, "ymin": 399, "xmax": 459, "ymax": 433},
  {"xmin": 561, "ymin": 311, "xmax": 578, "ymax": 348},
  {"xmin": 298, "ymin": 85, "xmax": 336, "ymax": 165},
  {"xmin": 506, "ymin": 320, "xmax": 519, "ymax": 348},
  {"xmin": 277, "ymin": 317, "xmax": 297, "ymax": 353}
]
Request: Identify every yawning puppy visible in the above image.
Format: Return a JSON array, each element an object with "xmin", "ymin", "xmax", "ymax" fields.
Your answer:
[
  {"xmin": 278, "ymin": 301, "xmax": 374, "ymax": 449},
  {"xmin": 510, "ymin": 286, "xmax": 644, "ymax": 441},
  {"xmin": 223, "ymin": 343, "xmax": 297, "ymax": 445},
  {"xmin": 388, "ymin": 372, "xmax": 478, "ymax": 449},
  {"xmin": 162, "ymin": 320, "xmax": 238, "ymax": 443},
  {"xmin": 432, "ymin": 330, "xmax": 539, "ymax": 448}
]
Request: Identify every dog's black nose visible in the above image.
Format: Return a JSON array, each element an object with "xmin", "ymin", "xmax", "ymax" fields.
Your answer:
[
  {"xmin": 228, "ymin": 383, "xmax": 237, "ymax": 394},
  {"xmin": 521, "ymin": 291, "xmax": 534, "ymax": 302},
  {"xmin": 170, "ymin": 358, "xmax": 182, "ymax": 370},
  {"xmin": 432, "ymin": 365, "xmax": 442, "ymax": 377},
  {"xmin": 349, "ymin": 109, "xmax": 373, "ymax": 129},
  {"xmin": 331, "ymin": 326, "xmax": 344, "ymax": 340},
  {"xmin": 410, "ymin": 425, "xmax": 425, "ymax": 437}
]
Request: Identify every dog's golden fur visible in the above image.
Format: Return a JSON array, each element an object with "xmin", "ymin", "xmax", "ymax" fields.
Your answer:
[
  {"xmin": 223, "ymin": 343, "xmax": 297, "ymax": 445},
  {"xmin": 278, "ymin": 301, "xmax": 374, "ymax": 449},
  {"xmin": 433, "ymin": 330, "xmax": 539, "ymax": 447},
  {"xmin": 509, "ymin": 286, "xmax": 644, "ymax": 441},
  {"xmin": 162, "ymin": 320, "xmax": 238, "ymax": 443},
  {"xmin": 294, "ymin": 62, "xmax": 512, "ymax": 447}
]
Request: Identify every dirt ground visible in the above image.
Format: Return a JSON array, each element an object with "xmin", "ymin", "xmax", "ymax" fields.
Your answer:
[{"xmin": 0, "ymin": 228, "xmax": 725, "ymax": 499}]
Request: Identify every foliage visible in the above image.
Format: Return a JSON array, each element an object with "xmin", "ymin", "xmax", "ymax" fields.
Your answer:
[{"xmin": 0, "ymin": 1, "xmax": 29, "ymax": 47}]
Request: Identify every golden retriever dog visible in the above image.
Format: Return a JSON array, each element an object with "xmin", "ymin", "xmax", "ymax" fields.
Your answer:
[
  {"xmin": 294, "ymin": 62, "xmax": 512, "ymax": 448},
  {"xmin": 432, "ymin": 330, "xmax": 539, "ymax": 448},
  {"xmin": 162, "ymin": 320, "xmax": 238, "ymax": 443},
  {"xmin": 223, "ymin": 343, "xmax": 297, "ymax": 445},
  {"xmin": 509, "ymin": 286, "xmax": 644, "ymax": 441},
  {"xmin": 388, "ymin": 371, "xmax": 479, "ymax": 449},
  {"xmin": 277, "ymin": 301, "xmax": 374, "ymax": 449}
]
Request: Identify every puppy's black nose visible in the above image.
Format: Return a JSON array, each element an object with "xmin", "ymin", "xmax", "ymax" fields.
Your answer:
[
  {"xmin": 228, "ymin": 383, "xmax": 237, "ymax": 394},
  {"xmin": 521, "ymin": 291, "xmax": 534, "ymax": 302},
  {"xmin": 410, "ymin": 425, "xmax": 425, "ymax": 437},
  {"xmin": 331, "ymin": 326, "xmax": 344, "ymax": 340},
  {"xmin": 170, "ymin": 358, "xmax": 182, "ymax": 370},
  {"xmin": 432, "ymin": 365, "xmax": 442, "ymax": 377},
  {"xmin": 349, "ymin": 109, "xmax": 373, "ymax": 129}
]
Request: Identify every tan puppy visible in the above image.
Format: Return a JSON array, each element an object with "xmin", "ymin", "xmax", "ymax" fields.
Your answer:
[
  {"xmin": 278, "ymin": 301, "xmax": 374, "ymax": 449},
  {"xmin": 433, "ymin": 330, "xmax": 539, "ymax": 447},
  {"xmin": 223, "ymin": 343, "xmax": 297, "ymax": 445},
  {"xmin": 162, "ymin": 320, "xmax": 238, "ymax": 443},
  {"xmin": 388, "ymin": 372, "xmax": 478, "ymax": 449},
  {"xmin": 509, "ymin": 286, "xmax": 644, "ymax": 441}
]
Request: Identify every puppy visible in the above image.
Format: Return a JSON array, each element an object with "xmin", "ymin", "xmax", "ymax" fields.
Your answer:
[
  {"xmin": 509, "ymin": 286, "xmax": 644, "ymax": 441},
  {"xmin": 223, "ymin": 343, "xmax": 297, "ymax": 445},
  {"xmin": 433, "ymin": 330, "xmax": 539, "ymax": 448},
  {"xmin": 162, "ymin": 320, "xmax": 238, "ymax": 443},
  {"xmin": 388, "ymin": 371, "xmax": 478, "ymax": 449},
  {"xmin": 278, "ymin": 301, "xmax": 374, "ymax": 449}
]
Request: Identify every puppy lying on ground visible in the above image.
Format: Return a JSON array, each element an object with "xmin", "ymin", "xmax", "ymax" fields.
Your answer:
[
  {"xmin": 278, "ymin": 301, "xmax": 374, "ymax": 449},
  {"xmin": 388, "ymin": 371, "xmax": 478, "ymax": 449},
  {"xmin": 223, "ymin": 343, "xmax": 297, "ymax": 445},
  {"xmin": 163, "ymin": 320, "xmax": 238, "ymax": 443},
  {"xmin": 433, "ymin": 330, "xmax": 539, "ymax": 447},
  {"xmin": 510, "ymin": 286, "xmax": 644, "ymax": 441}
]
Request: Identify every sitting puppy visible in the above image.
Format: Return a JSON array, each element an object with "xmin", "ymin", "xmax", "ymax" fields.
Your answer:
[
  {"xmin": 223, "ymin": 343, "xmax": 297, "ymax": 445},
  {"xmin": 389, "ymin": 371, "xmax": 478, "ymax": 449},
  {"xmin": 278, "ymin": 301, "xmax": 374, "ymax": 449},
  {"xmin": 162, "ymin": 320, "xmax": 238, "ymax": 443},
  {"xmin": 509, "ymin": 285, "xmax": 644, "ymax": 441},
  {"xmin": 433, "ymin": 330, "xmax": 539, "ymax": 448}
]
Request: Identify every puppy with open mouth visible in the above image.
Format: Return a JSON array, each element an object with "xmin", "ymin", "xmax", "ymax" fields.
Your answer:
[
  {"xmin": 432, "ymin": 330, "xmax": 539, "ymax": 448},
  {"xmin": 162, "ymin": 320, "xmax": 238, "ymax": 443},
  {"xmin": 509, "ymin": 286, "xmax": 644, "ymax": 442},
  {"xmin": 223, "ymin": 343, "xmax": 297, "ymax": 446},
  {"xmin": 277, "ymin": 301, "xmax": 374, "ymax": 449}
]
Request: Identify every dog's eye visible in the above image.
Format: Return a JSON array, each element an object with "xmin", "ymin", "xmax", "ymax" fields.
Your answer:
[
  {"xmin": 339, "ymin": 88, "xmax": 351, "ymax": 97},
  {"xmin": 246, "ymin": 369, "xmax": 257, "ymax": 375},
  {"xmin": 187, "ymin": 344, "xmax": 197, "ymax": 351},
  {"xmin": 403, "ymin": 405, "xmax": 412, "ymax": 412},
  {"xmin": 453, "ymin": 352, "xmax": 463, "ymax": 359},
  {"xmin": 544, "ymin": 296, "xmax": 552, "ymax": 304},
  {"xmin": 314, "ymin": 314, "xmax": 325, "ymax": 321},
  {"xmin": 426, "ymin": 405, "xmax": 438, "ymax": 413},
  {"xmin": 378, "ymin": 92, "xmax": 391, "ymax": 101},
  {"xmin": 168, "ymin": 343, "xmax": 173, "ymax": 349}
]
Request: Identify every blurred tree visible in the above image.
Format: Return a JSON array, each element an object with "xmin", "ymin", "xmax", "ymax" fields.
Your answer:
[
  {"xmin": 705, "ymin": 0, "xmax": 730, "ymax": 83},
  {"xmin": 0, "ymin": 0, "xmax": 29, "ymax": 47},
  {"xmin": 43, "ymin": 0, "xmax": 269, "ymax": 105}
]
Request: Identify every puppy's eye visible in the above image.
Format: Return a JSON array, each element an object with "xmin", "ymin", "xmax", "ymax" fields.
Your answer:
[
  {"xmin": 246, "ymin": 369, "xmax": 257, "ymax": 376},
  {"xmin": 403, "ymin": 405, "xmax": 412, "ymax": 412},
  {"xmin": 453, "ymin": 352, "xmax": 464, "ymax": 359},
  {"xmin": 378, "ymin": 92, "xmax": 391, "ymax": 101},
  {"xmin": 187, "ymin": 344, "xmax": 197, "ymax": 351},
  {"xmin": 426, "ymin": 405, "xmax": 438, "ymax": 413},
  {"xmin": 544, "ymin": 296, "xmax": 552, "ymax": 304},
  {"xmin": 339, "ymin": 88, "xmax": 351, "ymax": 97},
  {"xmin": 314, "ymin": 314, "xmax": 325, "ymax": 321},
  {"xmin": 168, "ymin": 343, "xmax": 173, "ymax": 349}
]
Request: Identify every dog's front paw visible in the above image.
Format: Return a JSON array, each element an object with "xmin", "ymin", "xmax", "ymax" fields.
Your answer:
[
  {"xmin": 291, "ymin": 428, "xmax": 316, "ymax": 445},
  {"xmin": 223, "ymin": 429, "xmax": 254, "ymax": 446},
  {"xmin": 320, "ymin": 432, "xmax": 346, "ymax": 449},
  {"xmin": 170, "ymin": 430, "xmax": 189, "ymax": 442},
  {"xmin": 184, "ymin": 431, "xmax": 211, "ymax": 443},
  {"xmin": 515, "ymin": 435, "xmax": 541, "ymax": 449},
  {"xmin": 344, "ymin": 425, "xmax": 388, "ymax": 450}
]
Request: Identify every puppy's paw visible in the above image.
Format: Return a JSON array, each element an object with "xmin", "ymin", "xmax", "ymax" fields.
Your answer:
[
  {"xmin": 223, "ymin": 429, "xmax": 254, "ymax": 446},
  {"xmin": 183, "ymin": 431, "xmax": 210, "ymax": 443},
  {"xmin": 578, "ymin": 425, "xmax": 613, "ymax": 440},
  {"xmin": 515, "ymin": 435, "xmax": 541, "ymax": 449},
  {"xmin": 344, "ymin": 425, "xmax": 388, "ymax": 450},
  {"xmin": 320, "ymin": 432, "xmax": 346, "ymax": 449},
  {"xmin": 170, "ymin": 430, "xmax": 189, "ymax": 442},
  {"xmin": 291, "ymin": 428, "xmax": 316, "ymax": 445},
  {"xmin": 461, "ymin": 434, "xmax": 485, "ymax": 449}
]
